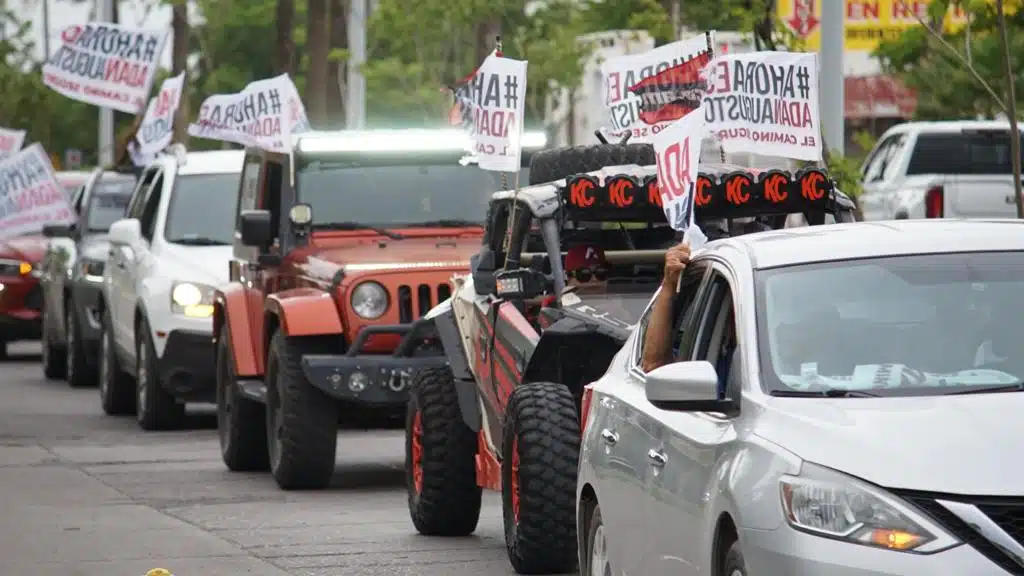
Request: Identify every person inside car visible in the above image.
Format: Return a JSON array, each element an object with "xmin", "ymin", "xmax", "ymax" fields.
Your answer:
[
  {"xmin": 641, "ymin": 242, "xmax": 692, "ymax": 374},
  {"xmin": 541, "ymin": 244, "xmax": 611, "ymax": 309}
]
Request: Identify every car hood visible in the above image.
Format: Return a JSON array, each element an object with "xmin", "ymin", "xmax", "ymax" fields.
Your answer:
[
  {"xmin": 756, "ymin": 394, "xmax": 1024, "ymax": 495},
  {"xmin": 159, "ymin": 243, "xmax": 232, "ymax": 285},
  {"xmin": 304, "ymin": 236, "xmax": 479, "ymax": 274},
  {"xmin": 0, "ymin": 234, "xmax": 47, "ymax": 262},
  {"xmin": 78, "ymin": 234, "xmax": 112, "ymax": 261}
]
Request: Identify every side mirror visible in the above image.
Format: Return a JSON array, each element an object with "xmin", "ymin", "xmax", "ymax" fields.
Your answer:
[
  {"xmin": 472, "ymin": 248, "xmax": 497, "ymax": 295},
  {"xmin": 495, "ymin": 267, "xmax": 547, "ymax": 300},
  {"xmin": 43, "ymin": 223, "xmax": 72, "ymax": 238},
  {"xmin": 645, "ymin": 361, "xmax": 732, "ymax": 412},
  {"xmin": 240, "ymin": 210, "xmax": 273, "ymax": 248},
  {"xmin": 108, "ymin": 218, "xmax": 142, "ymax": 246}
]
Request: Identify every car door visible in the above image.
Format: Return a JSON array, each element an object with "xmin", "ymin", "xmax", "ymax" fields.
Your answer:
[
  {"xmin": 42, "ymin": 178, "xmax": 92, "ymax": 342},
  {"xmin": 857, "ymin": 133, "xmax": 910, "ymax": 220},
  {"xmin": 598, "ymin": 262, "xmax": 709, "ymax": 574},
  {"xmin": 110, "ymin": 168, "xmax": 160, "ymax": 355},
  {"xmin": 119, "ymin": 168, "xmax": 165, "ymax": 355},
  {"xmin": 232, "ymin": 153, "xmax": 269, "ymax": 373},
  {"xmin": 648, "ymin": 266, "xmax": 742, "ymax": 576}
]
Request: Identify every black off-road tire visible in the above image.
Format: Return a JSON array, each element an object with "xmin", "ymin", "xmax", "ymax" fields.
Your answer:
[
  {"xmin": 266, "ymin": 331, "xmax": 337, "ymax": 490},
  {"xmin": 98, "ymin": 316, "xmax": 134, "ymax": 416},
  {"xmin": 405, "ymin": 366, "xmax": 482, "ymax": 536},
  {"xmin": 41, "ymin": 305, "xmax": 66, "ymax": 379},
  {"xmin": 528, "ymin": 143, "xmax": 656, "ymax": 185},
  {"xmin": 135, "ymin": 317, "xmax": 185, "ymax": 431},
  {"xmin": 217, "ymin": 326, "xmax": 269, "ymax": 472},
  {"xmin": 723, "ymin": 541, "xmax": 746, "ymax": 576},
  {"xmin": 501, "ymin": 382, "xmax": 580, "ymax": 574}
]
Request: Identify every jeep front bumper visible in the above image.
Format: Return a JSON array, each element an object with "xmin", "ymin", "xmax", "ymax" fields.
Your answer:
[{"xmin": 300, "ymin": 324, "xmax": 447, "ymax": 406}]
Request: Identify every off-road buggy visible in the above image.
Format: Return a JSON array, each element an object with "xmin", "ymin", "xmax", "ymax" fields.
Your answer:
[{"xmin": 402, "ymin": 141, "xmax": 856, "ymax": 573}]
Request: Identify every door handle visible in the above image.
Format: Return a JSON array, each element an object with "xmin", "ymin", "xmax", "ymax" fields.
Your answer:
[
  {"xmin": 647, "ymin": 448, "xmax": 667, "ymax": 467},
  {"xmin": 600, "ymin": 429, "xmax": 619, "ymax": 445},
  {"xmin": 1007, "ymin": 194, "xmax": 1019, "ymax": 205}
]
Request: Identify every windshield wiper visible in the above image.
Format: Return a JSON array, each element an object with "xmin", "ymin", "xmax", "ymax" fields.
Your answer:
[
  {"xmin": 313, "ymin": 222, "xmax": 405, "ymax": 240},
  {"xmin": 943, "ymin": 383, "xmax": 1024, "ymax": 395},
  {"xmin": 416, "ymin": 219, "xmax": 483, "ymax": 228},
  {"xmin": 770, "ymin": 388, "xmax": 881, "ymax": 398},
  {"xmin": 168, "ymin": 236, "xmax": 229, "ymax": 246}
]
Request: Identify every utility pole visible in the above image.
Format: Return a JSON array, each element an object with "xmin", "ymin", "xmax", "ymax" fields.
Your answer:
[
  {"xmin": 346, "ymin": 0, "xmax": 366, "ymax": 129},
  {"xmin": 820, "ymin": 0, "xmax": 845, "ymax": 156},
  {"xmin": 96, "ymin": 0, "xmax": 115, "ymax": 166},
  {"xmin": 41, "ymin": 0, "xmax": 50, "ymax": 59}
]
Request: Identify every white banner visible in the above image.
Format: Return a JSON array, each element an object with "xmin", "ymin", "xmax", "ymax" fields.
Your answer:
[
  {"xmin": 651, "ymin": 111, "xmax": 705, "ymax": 231},
  {"xmin": 188, "ymin": 74, "xmax": 310, "ymax": 154},
  {"xmin": 42, "ymin": 22, "xmax": 169, "ymax": 114},
  {"xmin": 601, "ymin": 34, "xmax": 711, "ymax": 143},
  {"xmin": 461, "ymin": 53, "xmax": 528, "ymax": 173},
  {"xmin": 0, "ymin": 144, "xmax": 74, "ymax": 240},
  {"xmin": 130, "ymin": 72, "xmax": 185, "ymax": 167},
  {"xmin": 0, "ymin": 128, "xmax": 26, "ymax": 158},
  {"xmin": 701, "ymin": 51, "xmax": 821, "ymax": 161}
]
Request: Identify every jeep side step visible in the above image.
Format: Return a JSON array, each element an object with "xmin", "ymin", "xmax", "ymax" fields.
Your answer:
[{"xmin": 236, "ymin": 379, "xmax": 267, "ymax": 403}]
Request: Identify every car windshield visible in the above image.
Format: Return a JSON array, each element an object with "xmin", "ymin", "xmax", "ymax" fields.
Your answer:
[
  {"xmin": 85, "ymin": 177, "xmax": 134, "ymax": 232},
  {"xmin": 296, "ymin": 162, "xmax": 527, "ymax": 228},
  {"xmin": 756, "ymin": 251, "xmax": 1024, "ymax": 396},
  {"xmin": 163, "ymin": 173, "xmax": 239, "ymax": 245}
]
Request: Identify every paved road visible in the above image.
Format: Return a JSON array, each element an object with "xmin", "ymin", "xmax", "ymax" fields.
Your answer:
[{"xmin": 0, "ymin": 342, "xmax": 546, "ymax": 576}]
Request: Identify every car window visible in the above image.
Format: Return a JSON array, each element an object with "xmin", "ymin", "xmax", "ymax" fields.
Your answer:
[
  {"xmin": 692, "ymin": 271, "xmax": 740, "ymax": 401},
  {"xmin": 236, "ymin": 157, "xmax": 262, "ymax": 220},
  {"xmin": 861, "ymin": 134, "xmax": 905, "ymax": 183},
  {"xmin": 127, "ymin": 168, "xmax": 159, "ymax": 219},
  {"xmin": 139, "ymin": 172, "xmax": 164, "ymax": 241},
  {"xmin": 756, "ymin": 251, "xmax": 1024, "ymax": 395},
  {"xmin": 906, "ymin": 131, "xmax": 1024, "ymax": 175},
  {"xmin": 164, "ymin": 172, "xmax": 241, "ymax": 245},
  {"xmin": 632, "ymin": 262, "xmax": 708, "ymax": 372},
  {"xmin": 85, "ymin": 176, "xmax": 135, "ymax": 232}
]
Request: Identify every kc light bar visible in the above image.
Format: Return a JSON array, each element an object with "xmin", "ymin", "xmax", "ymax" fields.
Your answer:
[
  {"xmin": 296, "ymin": 129, "xmax": 547, "ymax": 154},
  {"xmin": 561, "ymin": 167, "xmax": 835, "ymax": 222}
]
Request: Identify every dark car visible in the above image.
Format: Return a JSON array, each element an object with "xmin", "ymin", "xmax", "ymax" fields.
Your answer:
[
  {"xmin": 39, "ymin": 167, "xmax": 137, "ymax": 386},
  {"xmin": 0, "ymin": 234, "xmax": 47, "ymax": 358}
]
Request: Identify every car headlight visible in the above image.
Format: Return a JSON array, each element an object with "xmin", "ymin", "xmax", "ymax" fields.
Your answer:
[
  {"xmin": 170, "ymin": 281, "xmax": 215, "ymax": 318},
  {"xmin": 350, "ymin": 281, "xmax": 388, "ymax": 319},
  {"xmin": 79, "ymin": 258, "xmax": 105, "ymax": 281},
  {"xmin": 780, "ymin": 463, "xmax": 959, "ymax": 553}
]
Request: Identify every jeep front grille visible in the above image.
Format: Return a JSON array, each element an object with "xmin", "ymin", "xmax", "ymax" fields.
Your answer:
[{"xmin": 397, "ymin": 283, "xmax": 452, "ymax": 323}]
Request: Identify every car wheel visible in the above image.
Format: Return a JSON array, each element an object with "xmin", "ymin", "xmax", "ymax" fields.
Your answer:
[
  {"xmin": 217, "ymin": 326, "xmax": 269, "ymax": 471},
  {"xmin": 584, "ymin": 503, "xmax": 610, "ymax": 576},
  {"xmin": 405, "ymin": 366, "xmax": 482, "ymax": 536},
  {"xmin": 98, "ymin": 317, "xmax": 135, "ymax": 415},
  {"xmin": 65, "ymin": 303, "xmax": 96, "ymax": 388},
  {"xmin": 135, "ymin": 317, "xmax": 185, "ymax": 431},
  {"xmin": 265, "ymin": 330, "xmax": 337, "ymax": 490},
  {"xmin": 501, "ymin": 382, "xmax": 580, "ymax": 574},
  {"xmin": 722, "ymin": 540, "xmax": 746, "ymax": 576},
  {"xmin": 41, "ymin": 304, "xmax": 66, "ymax": 380}
]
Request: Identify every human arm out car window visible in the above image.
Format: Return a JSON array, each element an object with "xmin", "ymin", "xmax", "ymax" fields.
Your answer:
[{"xmin": 640, "ymin": 242, "xmax": 690, "ymax": 372}]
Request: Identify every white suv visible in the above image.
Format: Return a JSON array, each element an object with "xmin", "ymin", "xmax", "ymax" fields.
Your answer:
[{"xmin": 99, "ymin": 149, "xmax": 243, "ymax": 430}]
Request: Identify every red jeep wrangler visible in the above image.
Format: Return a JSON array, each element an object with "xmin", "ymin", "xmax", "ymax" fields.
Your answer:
[{"xmin": 213, "ymin": 129, "xmax": 543, "ymax": 489}]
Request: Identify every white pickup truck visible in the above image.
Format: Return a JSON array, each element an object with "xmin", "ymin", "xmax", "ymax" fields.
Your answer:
[{"xmin": 858, "ymin": 120, "xmax": 1023, "ymax": 220}]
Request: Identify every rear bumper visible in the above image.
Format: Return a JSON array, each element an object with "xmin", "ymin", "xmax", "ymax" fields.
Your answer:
[
  {"xmin": 0, "ymin": 276, "xmax": 42, "ymax": 341},
  {"xmin": 156, "ymin": 329, "xmax": 216, "ymax": 402},
  {"xmin": 301, "ymin": 323, "xmax": 447, "ymax": 405}
]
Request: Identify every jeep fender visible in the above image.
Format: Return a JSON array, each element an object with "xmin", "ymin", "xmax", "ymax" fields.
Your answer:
[
  {"xmin": 264, "ymin": 288, "xmax": 344, "ymax": 338},
  {"xmin": 421, "ymin": 298, "xmax": 482, "ymax": 432},
  {"xmin": 522, "ymin": 315, "xmax": 624, "ymax": 396},
  {"xmin": 213, "ymin": 285, "xmax": 259, "ymax": 377}
]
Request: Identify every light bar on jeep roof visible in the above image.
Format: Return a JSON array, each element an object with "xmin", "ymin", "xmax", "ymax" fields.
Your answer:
[{"xmin": 296, "ymin": 129, "xmax": 547, "ymax": 154}]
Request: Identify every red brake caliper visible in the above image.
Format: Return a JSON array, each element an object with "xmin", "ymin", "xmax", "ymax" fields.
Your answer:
[
  {"xmin": 511, "ymin": 437, "xmax": 521, "ymax": 522},
  {"xmin": 412, "ymin": 411, "xmax": 424, "ymax": 494}
]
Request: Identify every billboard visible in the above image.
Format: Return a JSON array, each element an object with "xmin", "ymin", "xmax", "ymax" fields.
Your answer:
[{"xmin": 777, "ymin": 0, "xmax": 973, "ymax": 52}]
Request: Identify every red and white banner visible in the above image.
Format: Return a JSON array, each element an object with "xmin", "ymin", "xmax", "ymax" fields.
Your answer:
[
  {"xmin": 650, "ymin": 111, "xmax": 705, "ymax": 232},
  {"xmin": 130, "ymin": 72, "xmax": 185, "ymax": 167},
  {"xmin": 702, "ymin": 51, "xmax": 821, "ymax": 161},
  {"xmin": 42, "ymin": 22, "xmax": 169, "ymax": 114},
  {"xmin": 0, "ymin": 144, "xmax": 74, "ymax": 240},
  {"xmin": 0, "ymin": 128, "xmax": 26, "ymax": 159}
]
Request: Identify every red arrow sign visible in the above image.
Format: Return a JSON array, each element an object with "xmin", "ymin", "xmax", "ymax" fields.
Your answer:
[{"xmin": 787, "ymin": 0, "xmax": 820, "ymax": 37}]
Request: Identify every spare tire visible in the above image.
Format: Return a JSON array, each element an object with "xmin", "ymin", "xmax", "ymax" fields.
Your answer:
[{"xmin": 529, "ymin": 143, "xmax": 655, "ymax": 185}]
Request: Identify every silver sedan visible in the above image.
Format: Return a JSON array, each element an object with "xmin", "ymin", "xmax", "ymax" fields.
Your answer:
[{"xmin": 577, "ymin": 219, "xmax": 1024, "ymax": 576}]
